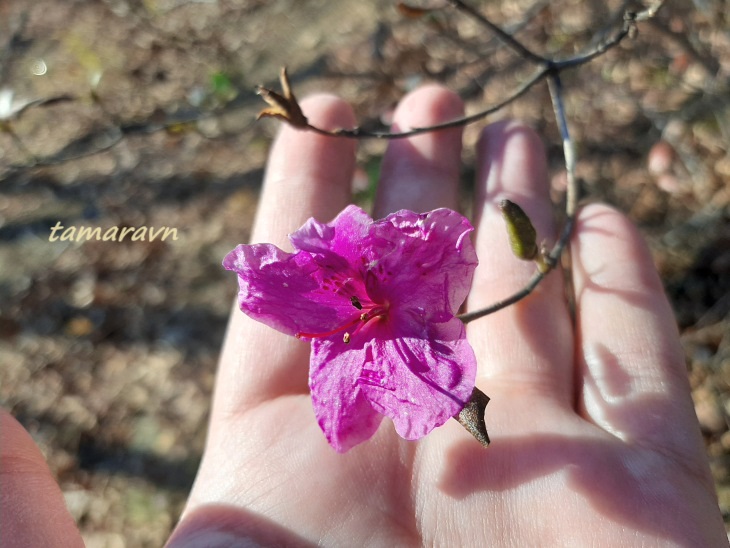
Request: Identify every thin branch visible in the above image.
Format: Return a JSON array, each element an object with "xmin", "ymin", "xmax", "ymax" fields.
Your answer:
[
  {"xmin": 0, "ymin": 94, "xmax": 76, "ymax": 121},
  {"xmin": 552, "ymin": 10, "xmax": 638, "ymax": 70},
  {"xmin": 1, "ymin": 96, "xmax": 263, "ymax": 173},
  {"xmin": 297, "ymin": 2, "xmax": 656, "ymax": 141},
  {"xmin": 459, "ymin": 71, "xmax": 577, "ymax": 325},
  {"xmin": 634, "ymin": 0, "xmax": 667, "ymax": 22},
  {"xmin": 6, "ymin": 1, "xmax": 667, "ymax": 175},
  {"xmin": 5, "ymin": 127, "xmax": 124, "ymax": 170},
  {"xmin": 452, "ymin": 3, "xmax": 669, "ymax": 325},
  {"xmin": 295, "ymin": 1, "xmax": 668, "ymax": 325},
  {"xmin": 306, "ymin": 66, "xmax": 549, "ymax": 140},
  {"xmin": 445, "ymin": 0, "xmax": 547, "ymax": 65},
  {"xmin": 543, "ymin": 72, "xmax": 578, "ymax": 274},
  {"xmin": 458, "ymin": 271, "xmax": 547, "ymax": 323}
]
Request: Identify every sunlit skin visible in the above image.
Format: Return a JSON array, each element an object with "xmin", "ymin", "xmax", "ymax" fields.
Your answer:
[{"xmin": 1, "ymin": 85, "xmax": 726, "ymax": 547}]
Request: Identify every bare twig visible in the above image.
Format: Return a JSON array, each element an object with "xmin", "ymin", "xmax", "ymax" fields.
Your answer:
[
  {"xmin": 553, "ymin": 9, "xmax": 641, "ymax": 69},
  {"xmin": 458, "ymin": 273, "xmax": 547, "ymax": 323},
  {"xmin": 306, "ymin": 66, "xmax": 548, "ymax": 139},
  {"xmin": 5, "ymin": 1, "xmax": 667, "ymax": 177},
  {"xmin": 253, "ymin": 0, "xmax": 665, "ymax": 330},
  {"xmin": 446, "ymin": 0, "xmax": 547, "ymax": 65},
  {"xmin": 458, "ymin": 73, "xmax": 578, "ymax": 324},
  {"xmin": 454, "ymin": 12, "xmax": 636, "ymax": 324},
  {"xmin": 284, "ymin": 3, "xmax": 659, "ymax": 141}
]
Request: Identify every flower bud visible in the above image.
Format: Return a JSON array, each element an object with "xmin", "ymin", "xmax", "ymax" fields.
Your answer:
[{"xmin": 499, "ymin": 199, "xmax": 538, "ymax": 261}]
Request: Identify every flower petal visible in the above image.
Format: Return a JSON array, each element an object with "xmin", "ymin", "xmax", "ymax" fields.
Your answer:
[
  {"xmin": 358, "ymin": 317, "xmax": 476, "ymax": 440},
  {"xmin": 362, "ymin": 209, "xmax": 477, "ymax": 318},
  {"xmin": 289, "ymin": 205, "xmax": 372, "ymax": 264},
  {"xmin": 224, "ymin": 206, "xmax": 480, "ymax": 451},
  {"xmin": 309, "ymin": 338, "xmax": 383, "ymax": 452},
  {"xmin": 223, "ymin": 243, "xmax": 360, "ymax": 336}
]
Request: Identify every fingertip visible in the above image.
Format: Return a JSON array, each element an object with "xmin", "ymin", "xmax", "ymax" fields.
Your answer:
[
  {"xmin": 375, "ymin": 84, "xmax": 464, "ymax": 215},
  {"xmin": 271, "ymin": 92, "xmax": 357, "ymax": 176},
  {"xmin": 298, "ymin": 93, "xmax": 357, "ymax": 132},
  {"xmin": 392, "ymin": 84, "xmax": 464, "ymax": 128},
  {"xmin": 473, "ymin": 120, "xmax": 552, "ymax": 261},
  {"xmin": 221, "ymin": 93, "xmax": 359, "ymax": 412},
  {"xmin": 256, "ymin": 93, "xmax": 357, "ymax": 247},
  {"xmin": 470, "ymin": 119, "xmax": 553, "ymax": 291},
  {"xmin": 475, "ymin": 120, "xmax": 548, "ymax": 207}
]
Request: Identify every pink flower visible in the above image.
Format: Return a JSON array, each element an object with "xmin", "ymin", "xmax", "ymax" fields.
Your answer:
[{"xmin": 223, "ymin": 205, "xmax": 478, "ymax": 452}]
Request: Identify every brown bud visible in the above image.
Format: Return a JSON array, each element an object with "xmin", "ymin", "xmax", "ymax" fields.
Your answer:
[
  {"xmin": 454, "ymin": 387, "xmax": 490, "ymax": 447},
  {"xmin": 256, "ymin": 67, "xmax": 308, "ymax": 128}
]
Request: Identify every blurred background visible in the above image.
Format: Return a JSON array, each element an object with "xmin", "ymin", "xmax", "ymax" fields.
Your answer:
[{"xmin": 0, "ymin": 0, "xmax": 728, "ymax": 545}]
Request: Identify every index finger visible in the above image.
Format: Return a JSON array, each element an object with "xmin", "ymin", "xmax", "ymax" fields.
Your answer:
[{"xmin": 214, "ymin": 95, "xmax": 357, "ymax": 417}]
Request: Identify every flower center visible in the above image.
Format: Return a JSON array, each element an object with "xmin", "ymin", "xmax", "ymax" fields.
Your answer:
[{"xmin": 295, "ymin": 298, "xmax": 388, "ymax": 344}]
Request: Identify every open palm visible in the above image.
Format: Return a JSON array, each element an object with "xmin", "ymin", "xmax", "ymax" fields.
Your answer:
[
  {"xmin": 163, "ymin": 86, "xmax": 725, "ymax": 547},
  {"xmin": 5, "ymin": 85, "xmax": 721, "ymax": 547}
]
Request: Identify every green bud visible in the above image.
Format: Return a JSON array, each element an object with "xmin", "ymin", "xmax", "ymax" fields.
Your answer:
[{"xmin": 499, "ymin": 199, "xmax": 538, "ymax": 261}]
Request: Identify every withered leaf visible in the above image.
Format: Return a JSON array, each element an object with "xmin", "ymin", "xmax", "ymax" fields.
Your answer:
[{"xmin": 256, "ymin": 67, "xmax": 308, "ymax": 129}]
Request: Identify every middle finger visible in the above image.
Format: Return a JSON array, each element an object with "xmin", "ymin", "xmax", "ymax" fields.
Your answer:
[{"xmin": 374, "ymin": 84, "xmax": 464, "ymax": 217}]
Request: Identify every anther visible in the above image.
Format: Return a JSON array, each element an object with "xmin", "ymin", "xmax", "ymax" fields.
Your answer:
[{"xmin": 343, "ymin": 333, "xmax": 351, "ymax": 344}]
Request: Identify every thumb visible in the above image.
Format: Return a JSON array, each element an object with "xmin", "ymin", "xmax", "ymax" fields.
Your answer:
[{"xmin": 1, "ymin": 409, "xmax": 83, "ymax": 547}]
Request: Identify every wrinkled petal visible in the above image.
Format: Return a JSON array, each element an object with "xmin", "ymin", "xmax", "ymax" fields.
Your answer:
[
  {"xmin": 223, "ymin": 243, "xmax": 361, "ymax": 336},
  {"xmin": 309, "ymin": 338, "xmax": 383, "ymax": 452},
  {"xmin": 361, "ymin": 209, "xmax": 477, "ymax": 318},
  {"xmin": 289, "ymin": 205, "xmax": 372, "ymax": 265},
  {"xmin": 357, "ymin": 317, "xmax": 476, "ymax": 440},
  {"xmin": 224, "ymin": 205, "xmax": 480, "ymax": 452}
]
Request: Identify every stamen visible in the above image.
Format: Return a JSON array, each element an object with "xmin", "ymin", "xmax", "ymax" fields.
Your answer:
[
  {"xmin": 295, "ymin": 315, "xmax": 362, "ymax": 340},
  {"xmin": 295, "ymin": 303, "xmax": 389, "ymax": 342}
]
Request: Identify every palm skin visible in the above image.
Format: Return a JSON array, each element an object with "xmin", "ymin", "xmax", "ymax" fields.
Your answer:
[
  {"xmin": 168, "ymin": 87, "xmax": 726, "ymax": 547},
  {"xmin": 0, "ymin": 86, "xmax": 725, "ymax": 548}
]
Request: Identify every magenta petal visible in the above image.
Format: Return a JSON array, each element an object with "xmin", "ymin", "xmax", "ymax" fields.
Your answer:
[
  {"xmin": 364, "ymin": 209, "xmax": 477, "ymax": 317},
  {"xmin": 289, "ymin": 205, "xmax": 372, "ymax": 263},
  {"xmin": 358, "ymin": 318, "xmax": 476, "ymax": 440},
  {"xmin": 223, "ymin": 243, "xmax": 357, "ymax": 336},
  {"xmin": 309, "ymin": 339, "xmax": 384, "ymax": 452},
  {"xmin": 224, "ymin": 205, "xmax": 480, "ymax": 452}
]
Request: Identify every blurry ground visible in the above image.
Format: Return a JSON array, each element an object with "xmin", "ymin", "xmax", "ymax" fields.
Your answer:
[{"xmin": 0, "ymin": 0, "xmax": 728, "ymax": 545}]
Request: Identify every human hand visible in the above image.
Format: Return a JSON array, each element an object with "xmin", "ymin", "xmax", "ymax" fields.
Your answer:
[
  {"xmin": 2, "ymin": 85, "xmax": 725, "ymax": 547},
  {"xmin": 167, "ymin": 85, "xmax": 726, "ymax": 546}
]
